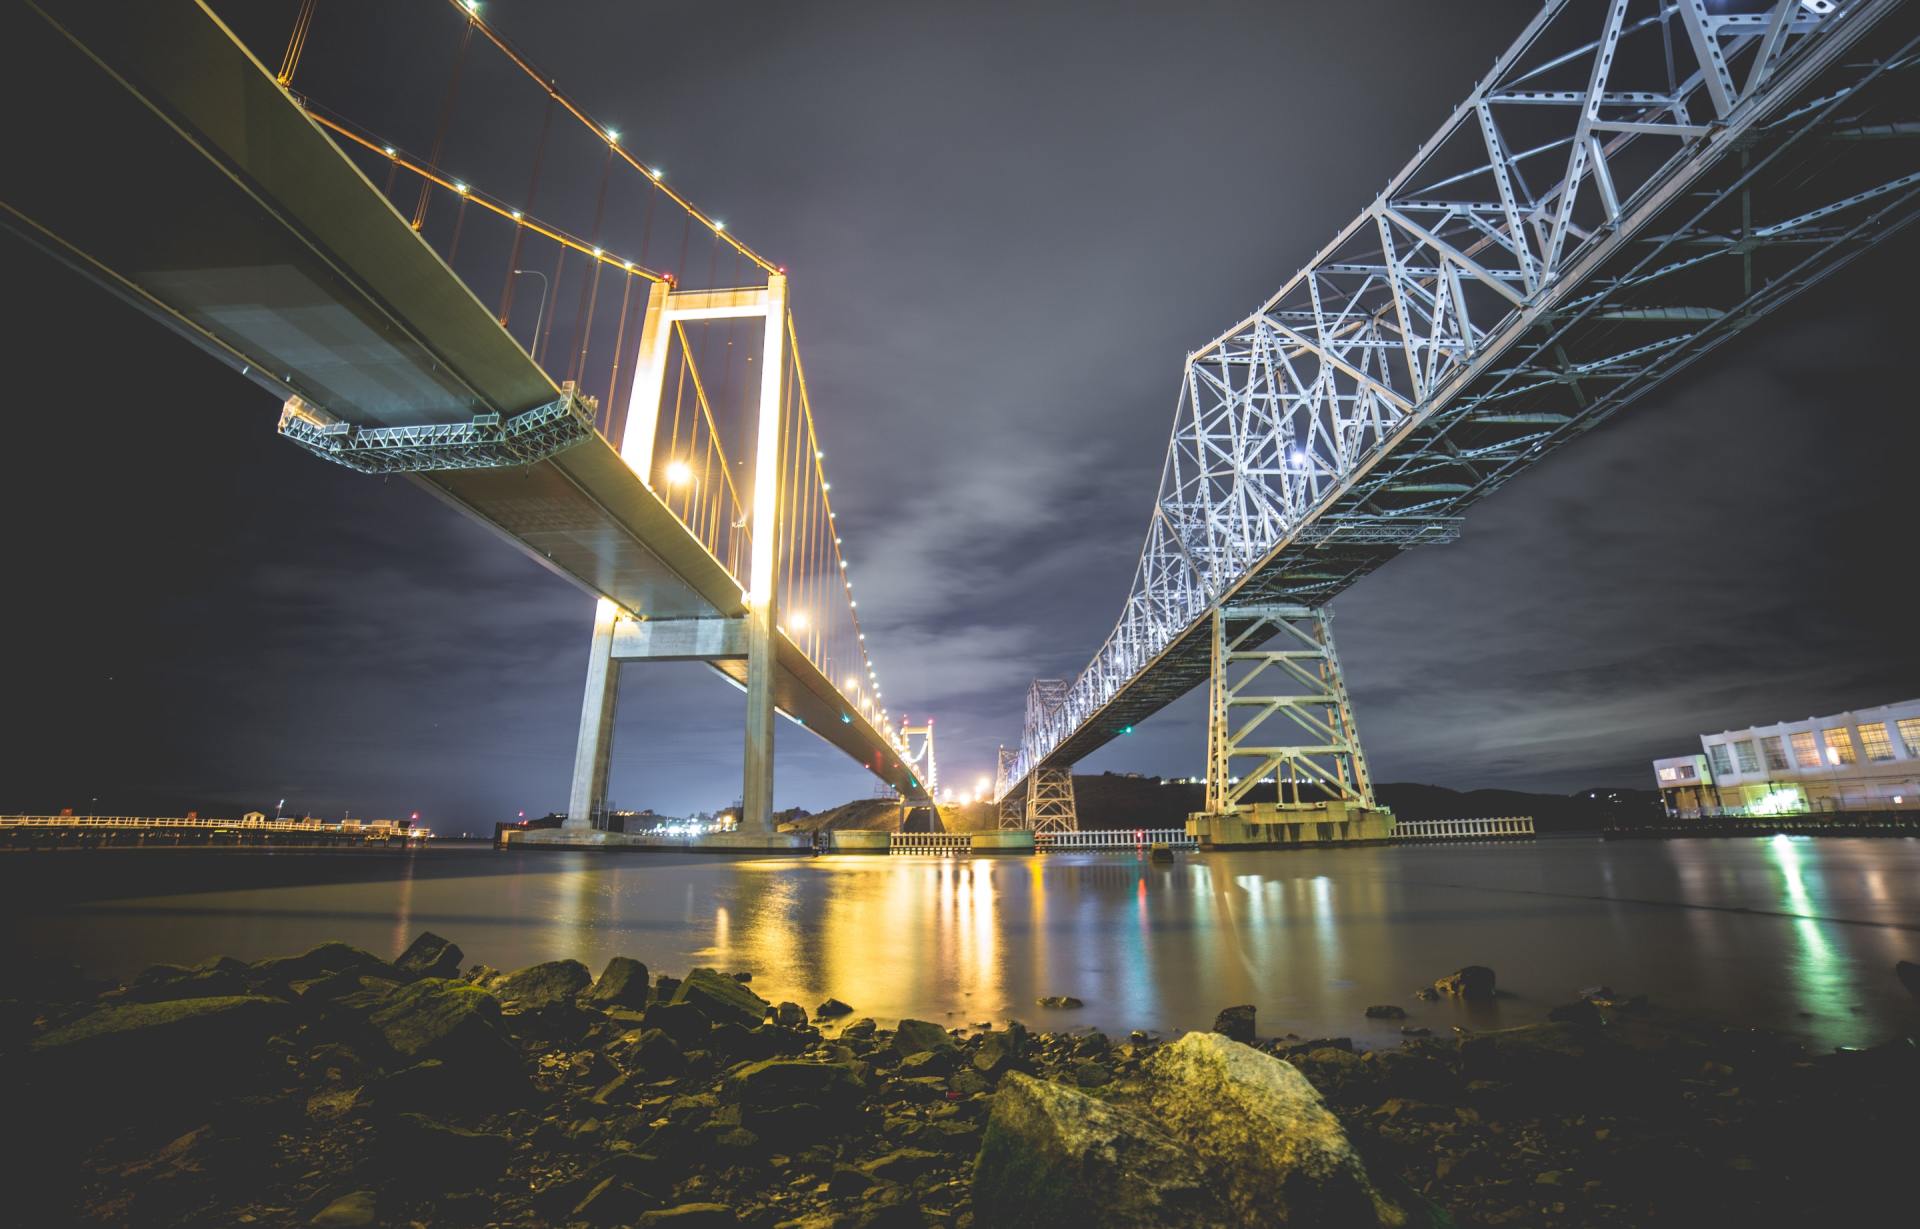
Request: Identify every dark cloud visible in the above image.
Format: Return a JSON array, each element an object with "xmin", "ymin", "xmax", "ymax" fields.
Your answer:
[{"xmin": 4, "ymin": 1, "xmax": 1914, "ymax": 823}]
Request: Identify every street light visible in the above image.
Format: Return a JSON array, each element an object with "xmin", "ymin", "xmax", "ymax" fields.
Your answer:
[{"xmin": 510, "ymin": 269, "xmax": 549, "ymax": 357}]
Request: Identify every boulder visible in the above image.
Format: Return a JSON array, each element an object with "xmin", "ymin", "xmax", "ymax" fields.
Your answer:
[
  {"xmin": 815, "ymin": 997, "xmax": 854, "ymax": 1019},
  {"xmin": 1896, "ymin": 961, "xmax": 1920, "ymax": 1001},
  {"xmin": 1213, "ymin": 1004, "xmax": 1256, "ymax": 1043},
  {"xmin": 644, "ymin": 1001, "xmax": 710, "ymax": 1047},
  {"xmin": 1363, "ymin": 1005, "xmax": 1407, "ymax": 1020},
  {"xmin": 1144, "ymin": 1031, "xmax": 1401, "ymax": 1226},
  {"xmin": 612, "ymin": 1027, "xmax": 686, "ymax": 1077},
  {"xmin": 31, "ymin": 995, "xmax": 293, "ymax": 1092},
  {"xmin": 893, "ymin": 1018, "xmax": 956, "ymax": 1057},
  {"xmin": 252, "ymin": 943, "xmax": 394, "ymax": 988},
  {"xmin": 974, "ymin": 1027, "xmax": 1027, "ymax": 1076},
  {"xmin": 634, "ymin": 1206, "xmax": 740, "ymax": 1227},
  {"xmin": 670, "ymin": 967, "xmax": 770, "ymax": 1028},
  {"xmin": 394, "ymin": 932, "xmax": 463, "ymax": 981},
  {"xmin": 490, "ymin": 960, "xmax": 592, "ymax": 1011},
  {"xmin": 587, "ymin": 957, "xmax": 650, "ymax": 1009},
  {"xmin": 366, "ymin": 978, "xmax": 519, "ymax": 1081},
  {"xmin": 723, "ymin": 1058, "xmax": 867, "ymax": 1117},
  {"xmin": 1036, "ymin": 995, "xmax": 1084, "ymax": 1009},
  {"xmin": 842, "ymin": 1017, "xmax": 878, "ymax": 1039},
  {"xmin": 1431, "ymin": 966, "xmax": 1495, "ymax": 1000},
  {"xmin": 123, "ymin": 957, "xmax": 251, "ymax": 1003},
  {"xmin": 310, "ymin": 1190, "xmax": 379, "ymax": 1226},
  {"xmin": 383, "ymin": 1112, "xmax": 512, "ymax": 1192},
  {"xmin": 1546, "ymin": 998, "xmax": 1603, "ymax": 1027},
  {"xmin": 773, "ymin": 1001, "xmax": 807, "ymax": 1028},
  {"xmin": 972, "ymin": 1071, "xmax": 1225, "ymax": 1227}
]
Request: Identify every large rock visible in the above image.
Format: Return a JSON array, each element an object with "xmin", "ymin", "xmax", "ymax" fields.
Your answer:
[
  {"xmin": 973, "ymin": 1071, "xmax": 1226, "ymax": 1227},
  {"xmin": 893, "ymin": 1018, "xmax": 956, "ymax": 1057},
  {"xmin": 367, "ymin": 978, "xmax": 519, "ymax": 1081},
  {"xmin": 670, "ymin": 967, "xmax": 769, "ymax": 1028},
  {"xmin": 31, "ymin": 995, "xmax": 294, "ymax": 1091},
  {"xmin": 724, "ymin": 1057, "xmax": 868, "ymax": 1144},
  {"xmin": 1213, "ymin": 1005, "xmax": 1256, "ymax": 1043},
  {"xmin": 123, "ymin": 957, "xmax": 252, "ymax": 1003},
  {"xmin": 490, "ymin": 960, "xmax": 591, "ymax": 1010},
  {"xmin": 252, "ymin": 942, "xmax": 394, "ymax": 989},
  {"xmin": 1143, "ymin": 1031, "xmax": 1402, "ymax": 1226},
  {"xmin": 383, "ymin": 1112, "xmax": 512, "ymax": 1192},
  {"xmin": 1431, "ymin": 966, "xmax": 1495, "ymax": 1000},
  {"xmin": 587, "ymin": 957, "xmax": 650, "ymax": 1009},
  {"xmin": 394, "ymin": 932, "xmax": 463, "ymax": 981}
]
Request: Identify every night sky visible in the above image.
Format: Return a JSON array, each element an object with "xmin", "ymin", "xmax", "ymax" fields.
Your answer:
[{"xmin": 5, "ymin": 1, "xmax": 1916, "ymax": 826}]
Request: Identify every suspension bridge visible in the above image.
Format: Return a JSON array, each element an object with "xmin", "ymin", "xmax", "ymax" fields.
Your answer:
[
  {"xmin": 1, "ymin": 0, "xmax": 934, "ymax": 842},
  {"xmin": 995, "ymin": 0, "xmax": 1920, "ymax": 846}
]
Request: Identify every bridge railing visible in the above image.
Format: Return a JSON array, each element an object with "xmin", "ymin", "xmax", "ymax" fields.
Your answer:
[
  {"xmin": 888, "ymin": 833, "xmax": 972, "ymax": 856},
  {"xmin": 1035, "ymin": 828, "xmax": 1198, "ymax": 852},
  {"xmin": 1393, "ymin": 816, "xmax": 1534, "ymax": 841},
  {"xmin": 0, "ymin": 815, "xmax": 430, "ymax": 838}
]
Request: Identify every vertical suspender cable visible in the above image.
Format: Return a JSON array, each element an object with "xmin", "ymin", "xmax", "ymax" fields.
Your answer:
[
  {"xmin": 501, "ymin": 95, "xmax": 555, "ymax": 324},
  {"xmin": 603, "ymin": 274, "xmax": 635, "ymax": 438},
  {"xmin": 567, "ymin": 148, "xmax": 616, "ymax": 383},
  {"xmin": 413, "ymin": 20, "xmax": 475, "ymax": 233}
]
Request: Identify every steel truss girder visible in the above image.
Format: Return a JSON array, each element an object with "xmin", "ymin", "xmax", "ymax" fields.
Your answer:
[
  {"xmin": 999, "ymin": 0, "xmax": 1920, "ymax": 803},
  {"xmin": 1206, "ymin": 606, "xmax": 1373, "ymax": 814},
  {"xmin": 278, "ymin": 388, "xmax": 597, "ymax": 474}
]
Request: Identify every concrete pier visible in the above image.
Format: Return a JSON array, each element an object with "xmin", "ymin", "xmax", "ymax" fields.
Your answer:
[{"xmin": 1187, "ymin": 801, "xmax": 1396, "ymax": 850}]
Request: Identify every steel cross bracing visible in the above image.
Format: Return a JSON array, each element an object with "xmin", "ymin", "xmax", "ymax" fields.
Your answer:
[
  {"xmin": 1002, "ymin": 0, "xmax": 1920, "ymax": 800},
  {"xmin": 277, "ymin": 388, "xmax": 598, "ymax": 474}
]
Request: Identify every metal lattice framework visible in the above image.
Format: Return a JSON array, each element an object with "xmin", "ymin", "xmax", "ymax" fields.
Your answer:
[
  {"xmin": 1005, "ymin": 0, "xmax": 1920, "ymax": 798},
  {"xmin": 278, "ymin": 389, "xmax": 597, "ymax": 473},
  {"xmin": 1206, "ymin": 606, "xmax": 1373, "ymax": 814}
]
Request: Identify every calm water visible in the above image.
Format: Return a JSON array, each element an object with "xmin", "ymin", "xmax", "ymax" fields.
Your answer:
[{"xmin": 5, "ymin": 836, "xmax": 1917, "ymax": 1050}]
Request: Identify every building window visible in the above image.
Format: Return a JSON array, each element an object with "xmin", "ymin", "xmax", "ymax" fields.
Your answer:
[
  {"xmin": 1658, "ymin": 767, "xmax": 1678, "ymax": 783},
  {"xmin": 1823, "ymin": 728, "xmax": 1857, "ymax": 766},
  {"xmin": 1708, "ymin": 743, "xmax": 1733, "ymax": 777},
  {"xmin": 1761, "ymin": 736, "xmax": 1789, "ymax": 771},
  {"xmin": 1791, "ymin": 731, "xmax": 1820, "ymax": 768},
  {"xmin": 1733, "ymin": 740, "xmax": 1760, "ymax": 773},
  {"xmin": 1857, "ymin": 722, "xmax": 1894, "ymax": 762},
  {"xmin": 1898, "ymin": 718, "xmax": 1920, "ymax": 758}
]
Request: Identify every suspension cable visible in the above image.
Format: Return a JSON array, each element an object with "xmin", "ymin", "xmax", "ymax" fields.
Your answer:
[{"xmin": 277, "ymin": 0, "xmax": 318, "ymax": 88}]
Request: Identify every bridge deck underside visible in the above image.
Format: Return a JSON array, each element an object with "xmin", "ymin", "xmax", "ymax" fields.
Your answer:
[
  {"xmin": 1022, "ymin": 1, "xmax": 1920, "ymax": 790},
  {"xmin": 3, "ymin": 0, "xmax": 924, "ymax": 799}
]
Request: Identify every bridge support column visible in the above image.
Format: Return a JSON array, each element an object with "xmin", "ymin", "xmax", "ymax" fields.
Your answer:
[
  {"xmin": 739, "ymin": 273, "xmax": 789, "ymax": 834},
  {"xmin": 566, "ymin": 597, "xmax": 622, "ymax": 830},
  {"xmin": 1027, "ymin": 767, "xmax": 1079, "ymax": 833},
  {"xmin": 1192, "ymin": 605, "xmax": 1386, "ymax": 846}
]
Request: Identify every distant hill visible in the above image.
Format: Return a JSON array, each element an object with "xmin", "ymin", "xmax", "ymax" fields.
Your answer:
[{"xmin": 777, "ymin": 774, "xmax": 1662, "ymax": 833}]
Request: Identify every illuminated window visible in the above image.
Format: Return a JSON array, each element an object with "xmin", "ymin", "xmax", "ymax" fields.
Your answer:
[
  {"xmin": 1733, "ymin": 740, "xmax": 1760, "ymax": 773},
  {"xmin": 1791, "ymin": 730, "xmax": 1820, "ymax": 768},
  {"xmin": 1898, "ymin": 718, "xmax": 1920, "ymax": 758},
  {"xmin": 1658, "ymin": 767, "xmax": 1679, "ymax": 782},
  {"xmin": 1857, "ymin": 722, "xmax": 1894, "ymax": 762},
  {"xmin": 1761, "ymin": 736, "xmax": 1789, "ymax": 771},
  {"xmin": 1707, "ymin": 744, "xmax": 1733, "ymax": 777},
  {"xmin": 1823, "ymin": 728, "xmax": 1856, "ymax": 766}
]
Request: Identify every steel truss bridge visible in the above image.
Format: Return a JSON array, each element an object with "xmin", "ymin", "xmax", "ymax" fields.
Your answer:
[
  {"xmin": 2, "ymin": 0, "xmax": 941, "ymax": 832},
  {"xmin": 999, "ymin": 0, "xmax": 1920, "ymax": 826}
]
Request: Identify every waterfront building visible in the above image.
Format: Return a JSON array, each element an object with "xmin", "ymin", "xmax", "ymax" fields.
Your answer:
[{"xmin": 1652, "ymin": 699, "xmax": 1920, "ymax": 817}]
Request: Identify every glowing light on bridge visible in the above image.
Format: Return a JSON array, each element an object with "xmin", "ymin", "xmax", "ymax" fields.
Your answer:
[{"xmin": 665, "ymin": 459, "xmax": 693, "ymax": 486}]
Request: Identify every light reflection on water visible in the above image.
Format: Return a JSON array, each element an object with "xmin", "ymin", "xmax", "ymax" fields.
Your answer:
[{"xmin": 8, "ymin": 837, "xmax": 1919, "ymax": 1050}]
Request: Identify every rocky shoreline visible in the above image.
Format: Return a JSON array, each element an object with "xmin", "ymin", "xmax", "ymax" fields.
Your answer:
[{"xmin": 2, "ymin": 935, "xmax": 1914, "ymax": 1227}]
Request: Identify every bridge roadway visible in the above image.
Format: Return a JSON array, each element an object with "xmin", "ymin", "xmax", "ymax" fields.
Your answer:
[
  {"xmin": 1008, "ymin": 0, "xmax": 1920, "ymax": 799},
  {"xmin": 1, "ymin": 0, "xmax": 925, "ymax": 799}
]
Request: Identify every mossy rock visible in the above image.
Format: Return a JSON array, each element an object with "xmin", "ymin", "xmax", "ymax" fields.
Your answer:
[
  {"xmin": 367, "ymin": 978, "xmax": 518, "ymax": 1082},
  {"xmin": 670, "ymin": 967, "xmax": 768, "ymax": 1029}
]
